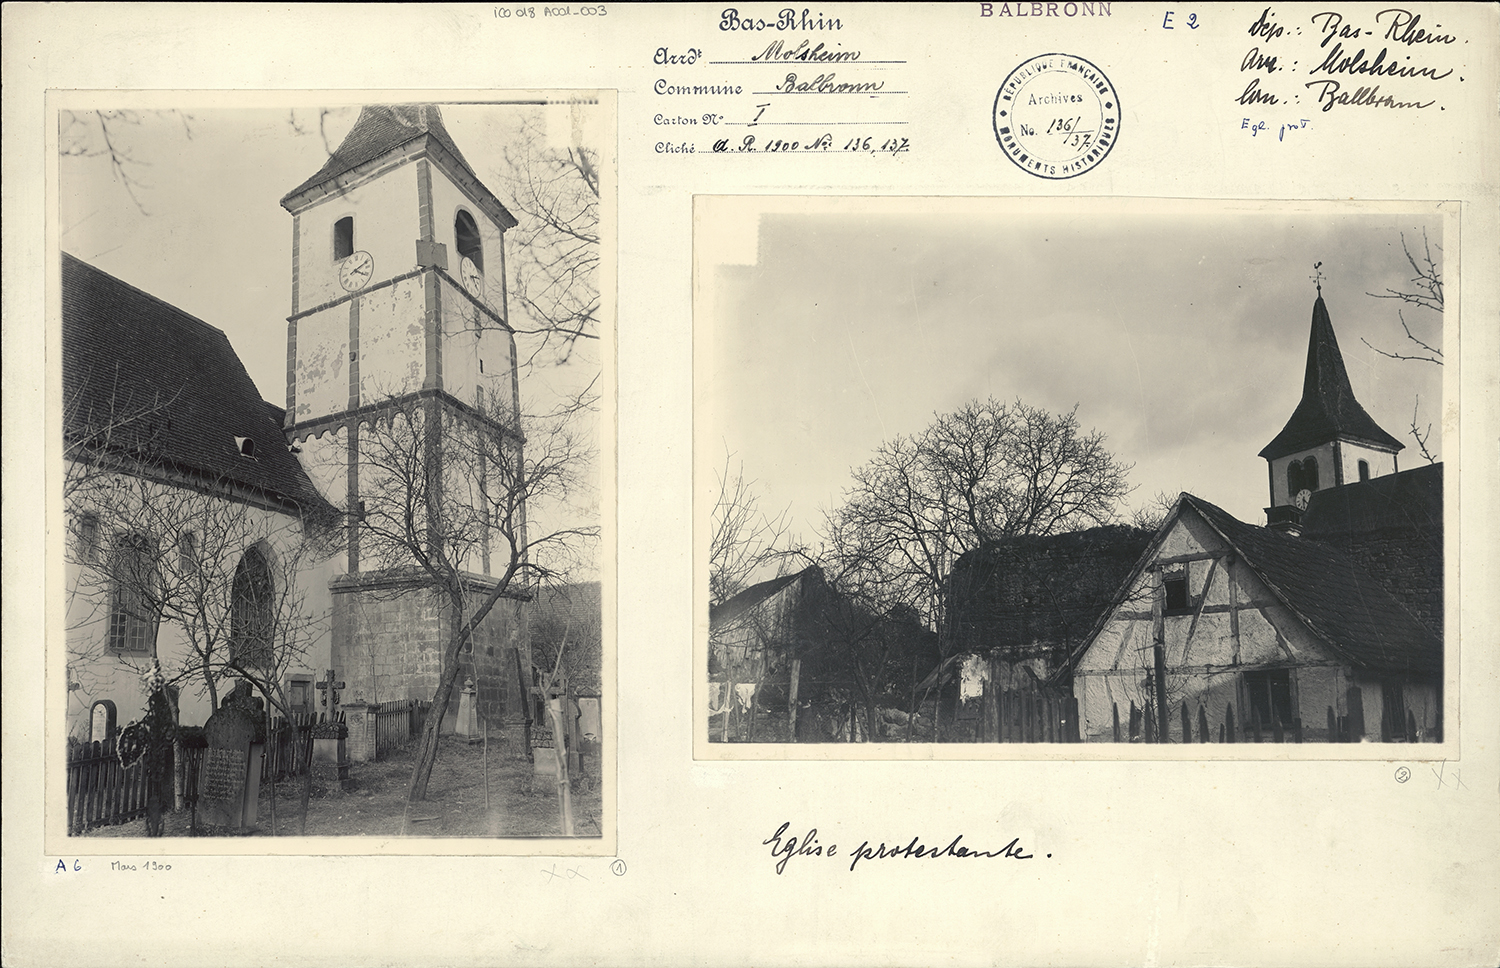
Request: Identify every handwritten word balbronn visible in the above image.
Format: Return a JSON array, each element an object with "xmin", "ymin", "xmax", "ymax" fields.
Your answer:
[{"xmin": 779, "ymin": 73, "xmax": 885, "ymax": 95}]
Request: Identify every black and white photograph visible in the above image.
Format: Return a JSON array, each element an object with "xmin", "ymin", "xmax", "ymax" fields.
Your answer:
[
  {"xmin": 56, "ymin": 93, "xmax": 613, "ymax": 843},
  {"xmin": 698, "ymin": 196, "xmax": 1450, "ymax": 753},
  {"xmin": 8, "ymin": 5, "xmax": 1498, "ymax": 967}
]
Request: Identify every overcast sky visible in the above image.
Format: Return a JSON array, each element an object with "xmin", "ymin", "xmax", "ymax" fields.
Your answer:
[
  {"xmin": 58, "ymin": 101, "xmax": 600, "ymax": 410},
  {"xmin": 702, "ymin": 198, "xmax": 1446, "ymax": 543}
]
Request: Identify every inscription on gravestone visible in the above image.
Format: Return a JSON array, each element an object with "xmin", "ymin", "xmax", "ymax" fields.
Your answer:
[
  {"xmin": 201, "ymin": 746, "xmax": 247, "ymax": 803},
  {"xmin": 197, "ymin": 682, "xmax": 267, "ymax": 828}
]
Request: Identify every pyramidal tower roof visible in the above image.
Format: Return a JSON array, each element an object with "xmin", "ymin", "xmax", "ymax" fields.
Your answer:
[
  {"xmin": 280, "ymin": 104, "xmax": 515, "ymax": 228},
  {"xmin": 1259, "ymin": 296, "xmax": 1404, "ymax": 460}
]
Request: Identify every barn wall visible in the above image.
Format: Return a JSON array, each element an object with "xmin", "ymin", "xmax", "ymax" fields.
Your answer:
[{"xmin": 1075, "ymin": 507, "xmax": 1352, "ymax": 742}]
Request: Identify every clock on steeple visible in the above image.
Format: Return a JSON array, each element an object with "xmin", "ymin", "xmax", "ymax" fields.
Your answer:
[
  {"xmin": 1260, "ymin": 289, "xmax": 1403, "ymax": 529},
  {"xmin": 278, "ymin": 103, "xmax": 522, "ymax": 575}
]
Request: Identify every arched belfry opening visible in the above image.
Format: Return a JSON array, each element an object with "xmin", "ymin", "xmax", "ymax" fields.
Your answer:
[
  {"xmin": 1261, "ymin": 291, "xmax": 1403, "ymax": 525},
  {"xmin": 455, "ymin": 209, "xmax": 484, "ymax": 273}
]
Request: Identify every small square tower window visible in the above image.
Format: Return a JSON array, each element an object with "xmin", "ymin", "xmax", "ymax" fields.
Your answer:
[
  {"xmin": 1358, "ymin": 459, "xmax": 1370, "ymax": 482},
  {"xmin": 334, "ymin": 216, "xmax": 354, "ymax": 260}
]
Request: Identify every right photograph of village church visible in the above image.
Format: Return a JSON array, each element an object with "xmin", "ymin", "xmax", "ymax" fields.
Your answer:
[{"xmin": 699, "ymin": 197, "xmax": 1449, "ymax": 749}]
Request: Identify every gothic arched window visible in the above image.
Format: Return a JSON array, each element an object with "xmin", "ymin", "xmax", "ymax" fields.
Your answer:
[
  {"xmin": 455, "ymin": 209, "xmax": 483, "ymax": 273},
  {"xmin": 230, "ymin": 545, "xmax": 274, "ymax": 667},
  {"xmin": 108, "ymin": 532, "xmax": 158, "ymax": 655}
]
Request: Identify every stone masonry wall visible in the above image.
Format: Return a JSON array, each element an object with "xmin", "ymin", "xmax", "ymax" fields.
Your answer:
[{"xmin": 331, "ymin": 572, "xmax": 531, "ymax": 755}]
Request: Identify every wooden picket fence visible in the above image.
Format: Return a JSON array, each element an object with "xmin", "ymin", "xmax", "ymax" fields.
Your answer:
[
  {"xmin": 978, "ymin": 683, "xmax": 1082, "ymax": 743},
  {"xmin": 372, "ymin": 699, "xmax": 428, "ymax": 759},
  {"xmin": 67, "ymin": 737, "xmax": 154, "ymax": 833},
  {"xmin": 1105, "ymin": 689, "xmax": 1431, "ymax": 743},
  {"xmin": 68, "ymin": 713, "xmax": 332, "ymax": 833},
  {"xmin": 262, "ymin": 713, "xmax": 320, "ymax": 780}
]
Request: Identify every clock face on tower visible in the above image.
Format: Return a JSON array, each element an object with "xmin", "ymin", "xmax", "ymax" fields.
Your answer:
[
  {"xmin": 338, "ymin": 251, "xmax": 375, "ymax": 292},
  {"xmin": 460, "ymin": 256, "xmax": 484, "ymax": 295},
  {"xmin": 1294, "ymin": 488, "xmax": 1313, "ymax": 511}
]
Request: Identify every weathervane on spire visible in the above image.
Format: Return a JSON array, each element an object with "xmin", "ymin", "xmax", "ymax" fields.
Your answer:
[{"xmin": 1311, "ymin": 261, "xmax": 1324, "ymax": 296}]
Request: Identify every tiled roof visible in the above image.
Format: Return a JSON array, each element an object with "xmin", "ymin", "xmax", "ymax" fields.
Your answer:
[
  {"xmin": 1302, "ymin": 463, "xmax": 1443, "ymax": 636},
  {"xmin": 1259, "ymin": 297, "xmax": 1404, "ymax": 459},
  {"xmin": 282, "ymin": 104, "xmax": 470, "ymax": 202},
  {"xmin": 1184, "ymin": 494, "xmax": 1439, "ymax": 676},
  {"xmin": 62, "ymin": 253, "xmax": 331, "ymax": 515},
  {"xmin": 532, "ymin": 581, "xmax": 602, "ymax": 637},
  {"xmin": 1302, "ymin": 462, "xmax": 1442, "ymax": 537},
  {"xmin": 279, "ymin": 104, "xmax": 515, "ymax": 231},
  {"xmin": 531, "ymin": 581, "xmax": 602, "ymax": 693},
  {"xmin": 949, "ymin": 525, "xmax": 1155, "ymax": 656}
]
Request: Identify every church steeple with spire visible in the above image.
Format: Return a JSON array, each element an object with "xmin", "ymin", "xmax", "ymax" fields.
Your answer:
[{"xmin": 1260, "ymin": 287, "xmax": 1403, "ymax": 526}]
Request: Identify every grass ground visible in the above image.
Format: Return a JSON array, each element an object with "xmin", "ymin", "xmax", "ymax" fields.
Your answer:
[{"xmin": 86, "ymin": 737, "xmax": 603, "ymax": 839}]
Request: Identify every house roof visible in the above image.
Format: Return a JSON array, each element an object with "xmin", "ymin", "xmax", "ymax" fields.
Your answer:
[
  {"xmin": 1301, "ymin": 463, "xmax": 1443, "ymax": 636},
  {"xmin": 532, "ymin": 581, "xmax": 602, "ymax": 636},
  {"xmin": 280, "ymin": 104, "xmax": 516, "ymax": 229},
  {"xmin": 62, "ymin": 252, "xmax": 331, "ymax": 516},
  {"xmin": 1181, "ymin": 493, "xmax": 1439, "ymax": 676},
  {"xmin": 1259, "ymin": 296, "xmax": 1404, "ymax": 459},
  {"xmin": 531, "ymin": 581, "xmax": 602, "ymax": 693},
  {"xmin": 1302, "ymin": 461, "xmax": 1442, "ymax": 537},
  {"xmin": 949, "ymin": 525, "xmax": 1155, "ymax": 657},
  {"xmin": 710, "ymin": 567, "xmax": 820, "ymax": 629}
]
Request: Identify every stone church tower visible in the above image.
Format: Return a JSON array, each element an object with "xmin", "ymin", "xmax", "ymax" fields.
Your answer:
[
  {"xmin": 1260, "ymin": 293, "xmax": 1404, "ymax": 530},
  {"xmin": 279, "ymin": 104, "xmax": 530, "ymax": 744}
]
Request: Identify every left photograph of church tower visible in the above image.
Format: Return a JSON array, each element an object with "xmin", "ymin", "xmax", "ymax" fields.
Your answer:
[{"xmin": 55, "ymin": 94, "xmax": 613, "ymax": 844}]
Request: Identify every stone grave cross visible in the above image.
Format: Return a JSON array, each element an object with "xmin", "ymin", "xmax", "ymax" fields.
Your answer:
[{"xmin": 315, "ymin": 668, "xmax": 345, "ymax": 719}]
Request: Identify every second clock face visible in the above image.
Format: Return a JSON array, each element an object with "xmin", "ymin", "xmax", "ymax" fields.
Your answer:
[
  {"xmin": 460, "ymin": 256, "xmax": 484, "ymax": 295},
  {"xmin": 339, "ymin": 250, "xmax": 374, "ymax": 292}
]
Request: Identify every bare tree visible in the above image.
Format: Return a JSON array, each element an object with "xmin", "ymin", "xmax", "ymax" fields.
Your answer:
[
  {"xmin": 828, "ymin": 398, "xmax": 1131, "ymax": 627},
  {"xmin": 1363, "ymin": 230, "xmax": 1444, "ymax": 463},
  {"xmin": 804, "ymin": 557, "xmax": 933, "ymax": 743},
  {"xmin": 1363, "ymin": 229, "xmax": 1443, "ymax": 366},
  {"xmin": 1130, "ymin": 490, "xmax": 1179, "ymax": 532},
  {"xmin": 65, "ymin": 436, "xmax": 336, "ymax": 832},
  {"xmin": 353, "ymin": 388, "xmax": 598, "ymax": 803},
  {"xmin": 710, "ymin": 446, "xmax": 796, "ymax": 607},
  {"xmin": 530, "ymin": 582, "xmax": 603, "ymax": 695},
  {"xmin": 822, "ymin": 398, "xmax": 1132, "ymax": 733},
  {"xmin": 59, "ymin": 110, "xmax": 194, "ymax": 214},
  {"xmin": 499, "ymin": 114, "xmax": 600, "ymax": 367}
]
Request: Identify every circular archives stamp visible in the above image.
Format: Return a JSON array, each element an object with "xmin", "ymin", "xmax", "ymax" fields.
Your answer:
[{"xmin": 993, "ymin": 53, "xmax": 1120, "ymax": 179}]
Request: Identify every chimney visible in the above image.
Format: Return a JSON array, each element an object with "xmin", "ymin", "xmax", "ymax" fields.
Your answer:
[{"xmin": 1265, "ymin": 504, "xmax": 1302, "ymax": 536}]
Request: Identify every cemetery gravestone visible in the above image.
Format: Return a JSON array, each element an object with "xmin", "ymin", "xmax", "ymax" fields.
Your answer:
[{"xmin": 197, "ymin": 682, "xmax": 267, "ymax": 829}]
